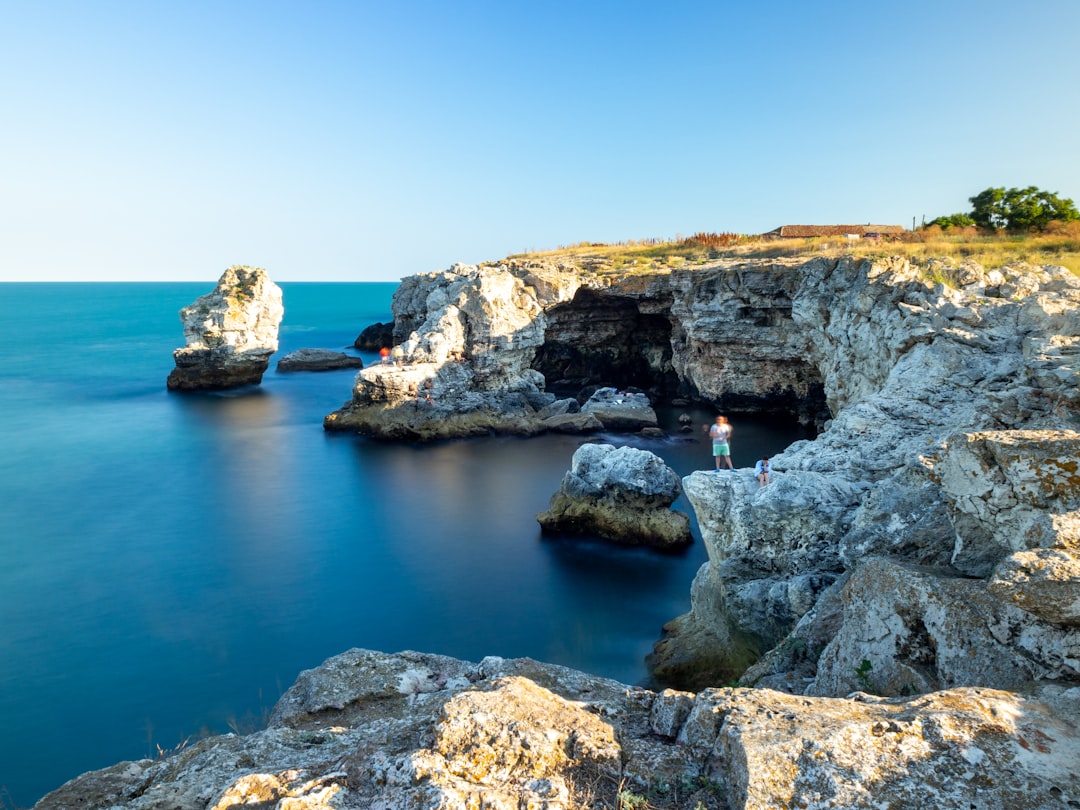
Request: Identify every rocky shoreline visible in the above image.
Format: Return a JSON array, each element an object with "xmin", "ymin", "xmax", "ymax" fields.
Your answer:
[
  {"xmin": 42, "ymin": 254, "xmax": 1080, "ymax": 808},
  {"xmin": 38, "ymin": 649, "xmax": 1080, "ymax": 810}
]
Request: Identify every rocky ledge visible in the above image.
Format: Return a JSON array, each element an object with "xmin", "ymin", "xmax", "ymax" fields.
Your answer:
[
  {"xmin": 167, "ymin": 266, "xmax": 284, "ymax": 390},
  {"xmin": 37, "ymin": 649, "xmax": 1080, "ymax": 810}
]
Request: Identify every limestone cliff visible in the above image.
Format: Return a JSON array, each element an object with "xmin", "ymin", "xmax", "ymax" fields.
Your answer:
[{"xmin": 650, "ymin": 258, "xmax": 1080, "ymax": 698}]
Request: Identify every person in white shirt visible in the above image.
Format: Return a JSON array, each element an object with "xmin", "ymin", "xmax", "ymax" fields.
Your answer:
[{"xmin": 706, "ymin": 415, "xmax": 733, "ymax": 471}]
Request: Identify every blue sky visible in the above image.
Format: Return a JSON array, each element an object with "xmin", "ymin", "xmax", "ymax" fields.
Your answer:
[{"xmin": 3, "ymin": 0, "xmax": 1079, "ymax": 281}]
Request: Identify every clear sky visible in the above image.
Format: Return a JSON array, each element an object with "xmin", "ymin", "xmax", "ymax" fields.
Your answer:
[{"xmin": 3, "ymin": 0, "xmax": 1079, "ymax": 282}]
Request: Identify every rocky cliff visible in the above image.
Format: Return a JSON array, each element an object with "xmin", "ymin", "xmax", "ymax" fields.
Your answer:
[
  {"xmin": 324, "ymin": 253, "xmax": 1078, "ymax": 698},
  {"xmin": 648, "ymin": 258, "xmax": 1080, "ymax": 702}
]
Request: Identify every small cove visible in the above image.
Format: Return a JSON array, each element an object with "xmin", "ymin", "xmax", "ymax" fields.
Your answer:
[{"xmin": 0, "ymin": 282, "xmax": 812, "ymax": 806}]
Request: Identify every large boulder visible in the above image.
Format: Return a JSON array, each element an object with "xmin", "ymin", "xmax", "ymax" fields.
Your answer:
[
  {"xmin": 36, "ymin": 648, "xmax": 1080, "ymax": 810},
  {"xmin": 166, "ymin": 266, "xmax": 284, "ymax": 390},
  {"xmin": 353, "ymin": 320, "xmax": 393, "ymax": 351},
  {"xmin": 537, "ymin": 443, "xmax": 692, "ymax": 549}
]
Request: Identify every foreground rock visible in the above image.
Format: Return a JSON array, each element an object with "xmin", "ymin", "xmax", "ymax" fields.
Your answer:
[
  {"xmin": 166, "ymin": 266, "xmax": 284, "ymax": 390},
  {"xmin": 277, "ymin": 349, "xmax": 365, "ymax": 372},
  {"xmin": 537, "ymin": 443, "xmax": 692, "ymax": 549},
  {"xmin": 38, "ymin": 649, "xmax": 1080, "ymax": 810}
]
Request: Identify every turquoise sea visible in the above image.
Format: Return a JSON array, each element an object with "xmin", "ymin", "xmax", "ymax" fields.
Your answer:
[{"xmin": 0, "ymin": 282, "xmax": 810, "ymax": 806}]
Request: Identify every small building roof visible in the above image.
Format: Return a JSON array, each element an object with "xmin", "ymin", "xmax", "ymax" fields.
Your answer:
[{"xmin": 765, "ymin": 225, "xmax": 906, "ymax": 238}]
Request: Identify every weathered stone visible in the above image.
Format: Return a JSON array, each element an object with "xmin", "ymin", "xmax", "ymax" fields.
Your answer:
[
  {"xmin": 166, "ymin": 266, "xmax": 283, "ymax": 390},
  {"xmin": 276, "ymin": 348, "xmax": 365, "ymax": 372},
  {"xmin": 989, "ymin": 547, "xmax": 1080, "ymax": 626},
  {"xmin": 937, "ymin": 429, "xmax": 1080, "ymax": 577},
  {"xmin": 809, "ymin": 557, "xmax": 1080, "ymax": 697},
  {"xmin": 537, "ymin": 443, "xmax": 692, "ymax": 548},
  {"xmin": 37, "ymin": 649, "xmax": 1080, "ymax": 810},
  {"xmin": 325, "ymin": 264, "xmax": 568, "ymax": 439}
]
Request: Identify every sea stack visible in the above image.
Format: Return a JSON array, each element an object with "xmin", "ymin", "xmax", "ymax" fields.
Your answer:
[{"xmin": 166, "ymin": 266, "xmax": 284, "ymax": 391}]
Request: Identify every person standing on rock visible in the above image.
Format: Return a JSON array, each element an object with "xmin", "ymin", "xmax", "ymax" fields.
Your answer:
[{"xmin": 706, "ymin": 415, "xmax": 733, "ymax": 471}]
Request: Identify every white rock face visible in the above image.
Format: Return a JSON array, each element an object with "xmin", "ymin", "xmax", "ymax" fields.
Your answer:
[
  {"xmin": 36, "ymin": 649, "xmax": 1080, "ymax": 810},
  {"xmin": 325, "ymin": 263, "xmax": 578, "ymax": 439},
  {"xmin": 167, "ymin": 266, "xmax": 284, "ymax": 390}
]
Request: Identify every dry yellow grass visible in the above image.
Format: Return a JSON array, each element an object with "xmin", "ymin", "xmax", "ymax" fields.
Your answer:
[{"xmin": 507, "ymin": 225, "xmax": 1080, "ymax": 277}]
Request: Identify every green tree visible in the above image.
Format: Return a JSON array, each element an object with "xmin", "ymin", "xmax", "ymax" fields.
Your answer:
[
  {"xmin": 969, "ymin": 186, "xmax": 1079, "ymax": 231},
  {"xmin": 926, "ymin": 213, "xmax": 975, "ymax": 229}
]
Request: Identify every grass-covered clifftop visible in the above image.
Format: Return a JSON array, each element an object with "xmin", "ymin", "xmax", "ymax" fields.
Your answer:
[{"xmin": 503, "ymin": 225, "xmax": 1080, "ymax": 279}]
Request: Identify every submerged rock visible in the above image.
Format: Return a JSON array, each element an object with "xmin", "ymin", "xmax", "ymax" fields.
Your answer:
[
  {"xmin": 537, "ymin": 443, "xmax": 691, "ymax": 548},
  {"xmin": 36, "ymin": 648, "xmax": 1080, "ymax": 810},
  {"xmin": 166, "ymin": 266, "xmax": 283, "ymax": 390},
  {"xmin": 276, "ymin": 348, "xmax": 365, "ymax": 372}
]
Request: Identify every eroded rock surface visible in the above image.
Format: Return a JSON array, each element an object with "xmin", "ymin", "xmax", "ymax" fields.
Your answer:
[
  {"xmin": 37, "ymin": 649, "xmax": 1080, "ymax": 810},
  {"xmin": 325, "ymin": 263, "xmax": 576, "ymax": 440},
  {"xmin": 537, "ymin": 443, "xmax": 691, "ymax": 548},
  {"xmin": 167, "ymin": 266, "xmax": 284, "ymax": 390}
]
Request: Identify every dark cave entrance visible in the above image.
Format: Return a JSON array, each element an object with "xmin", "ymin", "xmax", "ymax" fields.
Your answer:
[
  {"xmin": 531, "ymin": 289, "xmax": 680, "ymax": 401},
  {"xmin": 531, "ymin": 287, "xmax": 830, "ymax": 428}
]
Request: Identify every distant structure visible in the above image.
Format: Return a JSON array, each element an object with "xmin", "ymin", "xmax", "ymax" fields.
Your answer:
[{"xmin": 764, "ymin": 224, "xmax": 906, "ymax": 239}]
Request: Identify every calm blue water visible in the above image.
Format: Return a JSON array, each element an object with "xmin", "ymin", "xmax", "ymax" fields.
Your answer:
[{"xmin": 0, "ymin": 282, "xmax": 810, "ymax": 806}]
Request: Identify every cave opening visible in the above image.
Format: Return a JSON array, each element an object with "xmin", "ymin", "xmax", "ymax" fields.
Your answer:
[
  {"xmin": 532, "ymin": 289, "xmax": 679, "ymax": 401},
  {"xmin": 532, "ymin": 288, "xmax": 830, "ymax": 428}
]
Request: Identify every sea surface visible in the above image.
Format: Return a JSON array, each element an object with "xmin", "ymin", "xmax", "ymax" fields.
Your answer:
[{"xmin": 0, "ymin": 282, "xmax": 812, "ymax": 806}]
